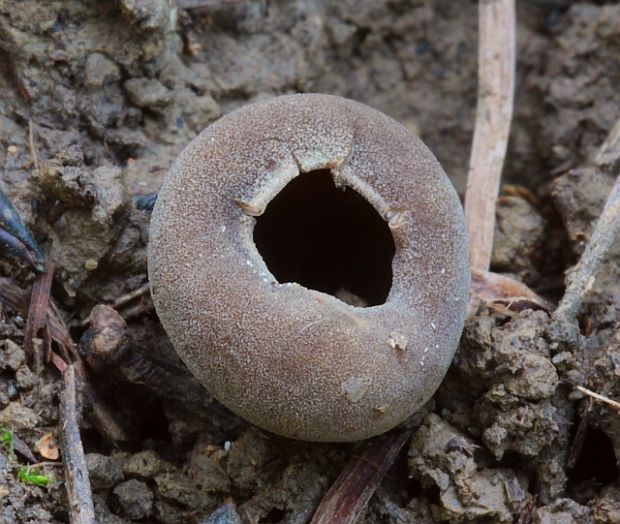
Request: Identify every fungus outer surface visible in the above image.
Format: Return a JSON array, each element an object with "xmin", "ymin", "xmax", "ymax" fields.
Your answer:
[{"xmin": 148, "ymin": 93, "xmax": 470, "ymax": 442}]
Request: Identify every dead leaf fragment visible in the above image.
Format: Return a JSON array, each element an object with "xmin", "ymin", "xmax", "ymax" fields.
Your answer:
[
  {"xmin": 468, "ymin": 268, "xmax": 553, "ymax": 319},
  {"xmin": 34, "ymin": 432, "xmax": 60, "ymax": 460}
]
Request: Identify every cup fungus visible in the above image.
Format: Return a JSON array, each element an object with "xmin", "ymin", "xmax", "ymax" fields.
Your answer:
[{"xmin": 148, "ymin": 94, "xmax": 470, "ymax": 442}]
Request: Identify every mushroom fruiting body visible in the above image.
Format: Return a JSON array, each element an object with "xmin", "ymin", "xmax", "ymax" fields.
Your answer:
[{"xmin": 148, "ymin": 94, "xmax": 470, "ymax": 442}]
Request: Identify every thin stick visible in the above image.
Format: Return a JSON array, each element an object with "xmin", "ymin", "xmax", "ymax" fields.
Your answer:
[
  {"xmin": 74, "ymin": 358, "xmax": 131, "ymax": 443},
  {"xmin": 554, "ymin": 173, "xmax": 620, "ymax": 325},
  {"xmin": 575, "ymin": 386, "xmax": 620, "ymax": 412},
  {"xmin": 566, "ymin": 397, "xmax": 592, "ymax": 469},
  {"xmin": 310, "ymin": 430, "xmax": 411, "ymax": 524},
  {"xmin": 552, "ymin": 116, "xmax": 620, "ymax": 327},
  {"xmin": 112, "ymin": 282, "xmax": 150, "ymax": 309},
  {"xmin": 178, "ymin": 0, "xmax": 245, "ymax": 8},
  {"xmin": 464, "ymin": 0, "xmax": 516, "ymax": 271},
  {"xmin": 79, "ymin": 282, "xmax": 150, "ymax": 327},
  {"xmin": 59, "ymin": 365, "xmax": 96, "ymax": 524},
  {"xmin": 22, "ymin": 461, "xmax": 64, "ymax": 468},
  {"xmin": 595, "ymin": 117, "xmax": 620, "ymax": 172},
  {"xmin": 28, "ymin": 120, "xmax": 39, "ymax": 173}
]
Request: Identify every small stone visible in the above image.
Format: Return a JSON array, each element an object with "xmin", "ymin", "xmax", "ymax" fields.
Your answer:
[
  {"xmin": 186, "ymin": 94, "xmax": 222, "ymax": 130},
  {"xmin": 591, "ymin": 484, "xmax": 620, "ymax": 523},
  {"xmin": 84, "ymin": 259, "xmax": 99, "ymax": 271},
  {"xmin": 328, "ymin": 19, "xmax": 356, "ymax": 46},
  {"xmin": 200, "ymin": 503, "xmax": 242, "ymax": 524},
  {"xmin": 86, "ymin": 453, "xmax": 124, "ymax": 489},
  {"xmin": 111, "ymin": 479, "xmax": 153, "ymax": 520},
  {"xmin": 119, "ymin": 0, "xmax": 170, "ymax": 31},
  {"xmin": 503, "ymin": 354, "xmax": 558, "ymax": 400},
  {"xmin": 187, "ymin": 438, "xmax": 230, "ymax": 492},
  {"xmin": 0, "ymin": 402, "xmax": 39, "ymax": 430},
  {"xmin": 123, "ymin": 450, "xmax": 170, "ymax": 479},
  {"xmin": 155, "ymin": 501, "xmax": 186, "ymax": 524},
  {"xmin": 6, "ymin": 380, "xmax": 19, "ymax": 401},
  {"xmin": 15, "ymin": 367, "xmax": 36, "ymax": 391},
  {"xmin": 7, "ymin": 145, "xmax": 18, "ymax": 154},
  {"xmin": 93, "ymin": 494, "xmax": 127, "ymax": 524},
  {"xmin": 482, "ymin": 424, "xmax": 508, "ymax": 457},
  {"xmin": 534, "ymin": 498, "xmax": 592, "ymax": 524},
  {"xmin": 225, "ymin": 431, "xmax": 271, "ymax": 493},
  {"xmin": 2, "ymin": 340, "xmax": 26, "ymax": 371},
  {"xmin": 84, "ymin": 53, "xmax": 120, "ymax": 88},
  {"xmin": 154, "ymin": 471, "xmax": 204, "ymax": 508},
  {"xmin": 124, "ymin": 78, "xmax": 172, "ymax": 110}
]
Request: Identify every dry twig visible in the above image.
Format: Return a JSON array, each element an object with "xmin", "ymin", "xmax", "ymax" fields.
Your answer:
[
  {"xmin": 75, "ymin": 358, "xmax": 130, "ymax": 443},
  {"xmin": 575, "ymin": 386, "xmax": 620, "ymax": 412},
  {"xmin": 0, "ymin": 277, "xmax": 73, "ymax": 360},
  {"xmin": 79, "ymin": 282, "xmax": 151, "ymax": 327},
  {"xmin": 566, "ymin": 397, "xmax": 592, "ymax": 470},
  {"xmin": 59, "ymin": 365, "xmax": 96, "ymax": 524},
  {"xmin": 28, "ymin": 120, "xmax": 39, "ymax": 173},
  {"xmin": 23, "ymin": 261, "xmax": 55, "ymax": 370},
  {"xmin": 464, "ymin": 0, "xmax": 516, "ymax": 271},
  {"xmin": 595, "ymin": 117, "xmax": 620, "ymax": 173},
  {"xmin": 554, "ymin": 119, "xmax": 620, "ymax": 327},
  {"xmin": 112, "ymin": 282, "xmax": 150, "ymax": 310},
  {"xmin": 178, "ymin": 0, "xmax": 245, "ymax": 8},
  {"xmin": 310, "ymin": 431, "xmax": 411, "ymax": 524}
]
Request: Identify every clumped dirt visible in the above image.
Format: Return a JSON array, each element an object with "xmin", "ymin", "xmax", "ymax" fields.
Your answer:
[{"xmin": 1, "ymin": 1, "xmax": 620, "ymax": 523}]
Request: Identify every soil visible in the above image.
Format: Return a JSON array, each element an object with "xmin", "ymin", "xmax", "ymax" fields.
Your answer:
[{"xmin": 1, "ymin": 1, "xmax": 620, "ymax": 523}]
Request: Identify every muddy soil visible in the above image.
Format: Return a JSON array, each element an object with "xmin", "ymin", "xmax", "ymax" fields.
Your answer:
[{"xmin": 1, "ymin": 1, "xmax": 620, "ymax": 523}]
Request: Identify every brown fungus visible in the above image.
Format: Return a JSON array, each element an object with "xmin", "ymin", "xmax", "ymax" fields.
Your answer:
[{"xmin": 148, "ymin": 94, "xmax": 470, "ymax": 442}]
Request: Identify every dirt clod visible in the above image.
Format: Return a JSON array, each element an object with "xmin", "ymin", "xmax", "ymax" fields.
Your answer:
[
  {"xmin": 86, "ymin": 453, "xmax": 124, "ymax": 490},
  {"xmin": 111, "ymin": 479, "xmax": 154, "ymax": 520},
  {"xmin": 409, "ymin": 414, "xmax": 528, "ymax": 523},
  {"xmin": 534, "ymin": 498, "xmax": 593, "ymax": 524}
]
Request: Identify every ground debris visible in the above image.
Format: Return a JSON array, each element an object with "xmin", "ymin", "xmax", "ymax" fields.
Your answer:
[
  {"xmin": 534, "ymin": 498, "xmax": 593, "ymax": 524},
  {"xmin": 409, "ymin": 414, "xmax": 528, "ymax": 523}
]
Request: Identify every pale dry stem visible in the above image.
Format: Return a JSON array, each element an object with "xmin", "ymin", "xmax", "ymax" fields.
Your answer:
[
  {"xmin": 554, "ymin": 118, "xmax": 620, "ymax": 326},
  {"xmin": 576, "ymin": 386, "xmax": 620, "ymax": 412},
  {"xmin": 464, "ymin": 0, "xmax": 516, "ymax": 271}
]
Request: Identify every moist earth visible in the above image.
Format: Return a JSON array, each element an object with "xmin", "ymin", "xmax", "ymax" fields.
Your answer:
[{"xmin": 1, "ymin": 1, "xmax": 620, "ymax": 523}]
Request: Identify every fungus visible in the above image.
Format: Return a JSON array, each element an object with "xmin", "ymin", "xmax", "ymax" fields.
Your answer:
[{"xmin": 148, "ymin": 94, "xmax": 470, "ymax": 442}]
